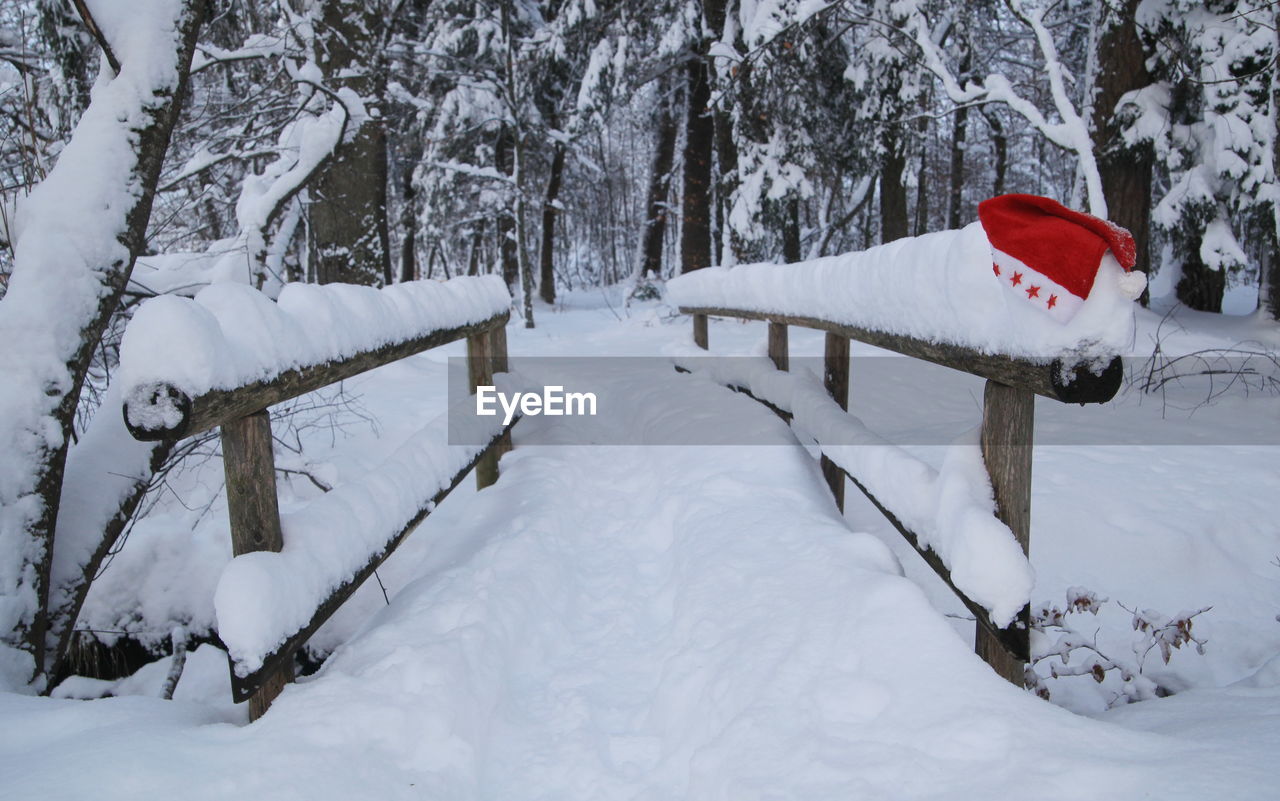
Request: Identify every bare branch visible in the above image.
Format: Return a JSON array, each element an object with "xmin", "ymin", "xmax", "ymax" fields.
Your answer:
[{"xmin": 71, "ymin": 0, "xmax": 122, "ymax": 75}]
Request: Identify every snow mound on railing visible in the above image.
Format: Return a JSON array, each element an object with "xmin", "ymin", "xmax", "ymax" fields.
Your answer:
[
  {"xmin": 666, "ymin": 222, "xmax": 1135, "ymax": 360},
  {"xmin": 118, "ymin": 275, "xmax": 510, "ymax": 398}
]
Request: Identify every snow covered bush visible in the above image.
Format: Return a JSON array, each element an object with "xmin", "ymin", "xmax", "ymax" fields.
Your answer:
[{"xmin": 1030, "ymin": 586, "xmax": 1210, "ymax": 708}]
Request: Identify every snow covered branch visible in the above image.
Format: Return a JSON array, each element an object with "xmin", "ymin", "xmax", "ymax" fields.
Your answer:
[{"xmin": 903, "ymin": 0, "xmax": 1106, "ymax": 215}]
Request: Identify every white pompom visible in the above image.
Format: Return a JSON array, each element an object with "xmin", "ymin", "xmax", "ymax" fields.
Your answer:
[{"xmin": 1117, "ymin": 269, "xmax": 1147, "ymax": 300}]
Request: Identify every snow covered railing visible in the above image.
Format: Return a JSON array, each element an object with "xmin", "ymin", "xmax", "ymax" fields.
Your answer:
[
  {"xmin": 216, "ymin": 398, "xmax": 515, "ymax": 707},
  {"xmin": 669, "ymin": 198, "xmax": 1143, "ymax": 687},
  {"xmin": 675, "ymin": 355, "xmax": 1033, "ymax": 662},
  {"xmin": 118, "ymin": 276, "xmax": 513, "ymax": 718},
  {"xmin": 120, "ymin": 276, "xmax": 511, "ymax": 441},
  {"xmin": 675, "ymin": 312, "xmax": 1057, "ymax": 686},
  {"xmin": 678, "ymin": 306, "xmax": 1123, "ymax": 406}
]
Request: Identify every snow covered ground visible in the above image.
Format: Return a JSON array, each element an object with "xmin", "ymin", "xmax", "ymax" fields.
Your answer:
[{"xmin": 2, "ymin": 287, "xmax": 1278, "ymax": 799}]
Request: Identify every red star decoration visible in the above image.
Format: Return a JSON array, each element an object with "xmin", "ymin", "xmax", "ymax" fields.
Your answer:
[
  {"xmin": 993, "ymin": 263, "xmax": 1001, "ymax": 276},
  {"xmin": 1026, "ymin": 285, "xmax": 1040, "ymax": 299},
  {"xmin": 1011, "ymin": 271, "xmax": 1023, "ymax": 286},
  {"xmin": 1047, "ymin": 294, "xmax": 1058, "ymax": 309}
]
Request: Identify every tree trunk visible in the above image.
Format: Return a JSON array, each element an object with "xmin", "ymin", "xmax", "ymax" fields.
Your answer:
[
  {"xmin": 1265, "ymin": 45, "xmax": 1280, "ymax": 320},
  {"xmin": 467, "ymin": 220, "xmax": 484, "ymax": 276},
  {"xmin": 681, "ymin": 56, "xmax": 714, "ymax": 273},
  {"xmin": 914, "ymin": 141, "xmax": 928, "ymax": 236},
  {"xmin": 539, "ymin": 141, "xmax": 565, "ymax": 303},
  {"xmin": 516, "ymin": 130, "xmax": 535, "ymax": 327},
  {"xmin": 1262, "ymin": 247, "xmax": 1279, "ymax": 319},
  {"xmin": 782, "ymin": 199, "xmax": 802, "ymax": 263},
  {"xmin": 495, "ymin": 127, "xmax": 519, "ymax": 291},
  {"xmin": 985, "ymin": 111, "xmax": 1008, "ymax": 197},
  {"xmin": 399, "ymin": 166, "xmax": 417, "ymax": 283},
  {"xmin": 913, "ymin": 84, "xmax": 932, "ymax": 236},
  {"xmin": 499, "ymin": 0, "xmax": 532, "ymax": 327},
  {"xmin": 1092, "ymin": 0, "xmax": 1153, "ymax": 304},
  {"xmin": 38, "ymin": 3, "xmax": 93, "ymax": 135},
  {"xmin": 715, "ymin": 105, "xmax": 740, "ymax": 265},
  {"xmin": 948, "ymin": 48, "xmax": 973, "ymax": 230},
  {"xmin": 47, "ymin": 438, "xmax": 176, "ymax": 682},
  {"xmin": 1176, "ymin": 253, "xmax": 1225, "ymax": 313},
  {"xmin": 640, "ymin": 95, "xmax": 678, "ymax": 277},
  {"xmin": 880, "ymin": 147, "xmax": 909, "ymax": 243},
  {"xmin": 310, "ymin": 0, "xmax": 391, "ymax": 286}
]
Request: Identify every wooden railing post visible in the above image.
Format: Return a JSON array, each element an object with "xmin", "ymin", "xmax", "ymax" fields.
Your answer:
[
  {"xmin": 977, "ymin": 380, "xmax": 1034, "ymax": 686},
  {"xmin": 822, "ymin": 332, "xmax": 849, "ymax": 511},
  {"xmin": 489, "ymin": 322, "xmax": 513, "ymax": 466},
  {"xmin": 468, "ymin": 328, "xmax": 501, "ymax": 489},
  {"xmin": 767, "ymin": 322, "xmax": 788, "ymax": 372},
  {"xmin": 220, "ymin": 409, "xmax": 292, "ymax": 720},
  {"xmin": 693, "ymin": 313, "xmax": 708, "ymax": 350}
]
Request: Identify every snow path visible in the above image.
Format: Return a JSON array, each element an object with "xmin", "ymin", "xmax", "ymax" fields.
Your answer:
[{"xmin": 3, "ymin": 330, "xmax": 1277, "ymax": 798}]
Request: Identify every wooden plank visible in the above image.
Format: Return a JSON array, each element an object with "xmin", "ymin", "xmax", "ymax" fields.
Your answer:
[
  {"xmin": 692, "ymin": 313, "xmax": 708, "ymax": 350},
  {"xmin": 678, "ymin": 306, "xmax": 1121, "ymax": 405},
  {"xmin": 976, "ymin": 380, "xmax": 1035, "ymax": 686},
  {"xmin": 821, "ymin": 332, "xmax": 849, "ymax": 512},
  {"xmin": 468, "ymin": 330, "xmax": 500, "ymax": 489},
  {"xmin": 125, "ymin": 312, "xmax": 510, "ymax": 441},
  {"xmin": 767, "ymin": 322, "xmax": 788, "ymax": 372},
  {"xmin": 229, "ymin": 422, "xmax": 516, "ymax": 703},
  {"xmin": 219, "ymin": 410, "xmax": 291, "ymax": 720}
]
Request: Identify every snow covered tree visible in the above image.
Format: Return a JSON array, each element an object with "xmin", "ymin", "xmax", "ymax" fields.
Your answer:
[
  {"xmin": 0, "ymin": 0, "xmax": 205, "ymax": 686},
  {"xmin": 855, "ymin": 0, "xmax": 929, "ymax": 243},
  {"xmin": 1127, "ymin": 0, "xmax": 1277, "ymax": 313}
]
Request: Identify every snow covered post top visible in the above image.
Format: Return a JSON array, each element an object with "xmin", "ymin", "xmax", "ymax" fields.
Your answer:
[
  {"xmin": 667, "ymin": 197, "xmax": 1141, "ymax": 372},
  {"xmin": 119, "ymin": 276, "xmax": 510, "ymax": 440}
]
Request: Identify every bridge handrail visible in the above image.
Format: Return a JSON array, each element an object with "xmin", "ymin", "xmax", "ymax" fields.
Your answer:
[
  {"xmin": 678, "ymin": 306, "xmax": 1122, "ymax": 405},
  {"xmin": 118, "ymin": 276, "xmax": 513, "ymax": 718},
  {"xmin": 675, "ymin": 303, "xmax": 1113, "ymax": 687}
]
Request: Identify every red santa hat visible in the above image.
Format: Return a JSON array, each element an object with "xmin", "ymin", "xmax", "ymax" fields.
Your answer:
[{"xmin": 977, "ymin": 194, "xmax": 1144, "ymax": 324}]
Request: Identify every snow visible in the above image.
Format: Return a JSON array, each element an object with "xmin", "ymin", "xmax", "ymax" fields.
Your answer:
[
  {"xmin": 118, "ymin": 275, "xmax": 510, "ymax": 404},
  {"xmin": 215, "ymin": 397, "xmax": 510, "ymax": 676},
  {"xmin": 2, "ymin": 290, "xmax": 1278, "ymax": 798},
  {"xmin": 667, "ymin": 221, "xmax": 1138, "ymax": 360},
  {"xmin": 673, "ymin": 354, "xmax": 1032, "ymax": 626}
]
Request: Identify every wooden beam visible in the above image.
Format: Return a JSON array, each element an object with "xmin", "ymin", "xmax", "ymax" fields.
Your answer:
[
  {"xmin": 678, "ymin": 306, "xmax": 1121, "ymax": 405},
  {"xmin": 467, "ymin": 330, "xmax": 500, "ymax": 489},
  {"xmin": 692, "ymin": 313, "xmax": 708, "ymax": 350},
  {"xmin": 767, "ymin": 322, "xmax": 788, "ymax": 372},
  {"xmin": 220, "ymin": 410, "xmax": 291, "ymax": 720},
  {"xmin": 488, "ymin": 323, "xmax": 513, "ymax": 465},
  {"xmin": 976, "ymin": 380, "xmax": 1035, "ymax": 686},
  {"xmin": 125, "ymin": 312, "xmax": 510, "ymax": 441},
  {"xmin": 822, "ymin": 332, "xmax": 849, "ymax": 511},
  {"xmin": 228, "ymin": 423, "xmax": 515, "ymax": 703},
  {"xmin": 842, "ymin": 470, "xmax": 1028, "ymax": 661}
]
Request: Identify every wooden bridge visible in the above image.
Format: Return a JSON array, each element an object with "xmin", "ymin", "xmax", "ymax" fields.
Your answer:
[{"xmin": 119, "ymin": 274, "xmax": 1121, "ymax": 719}]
